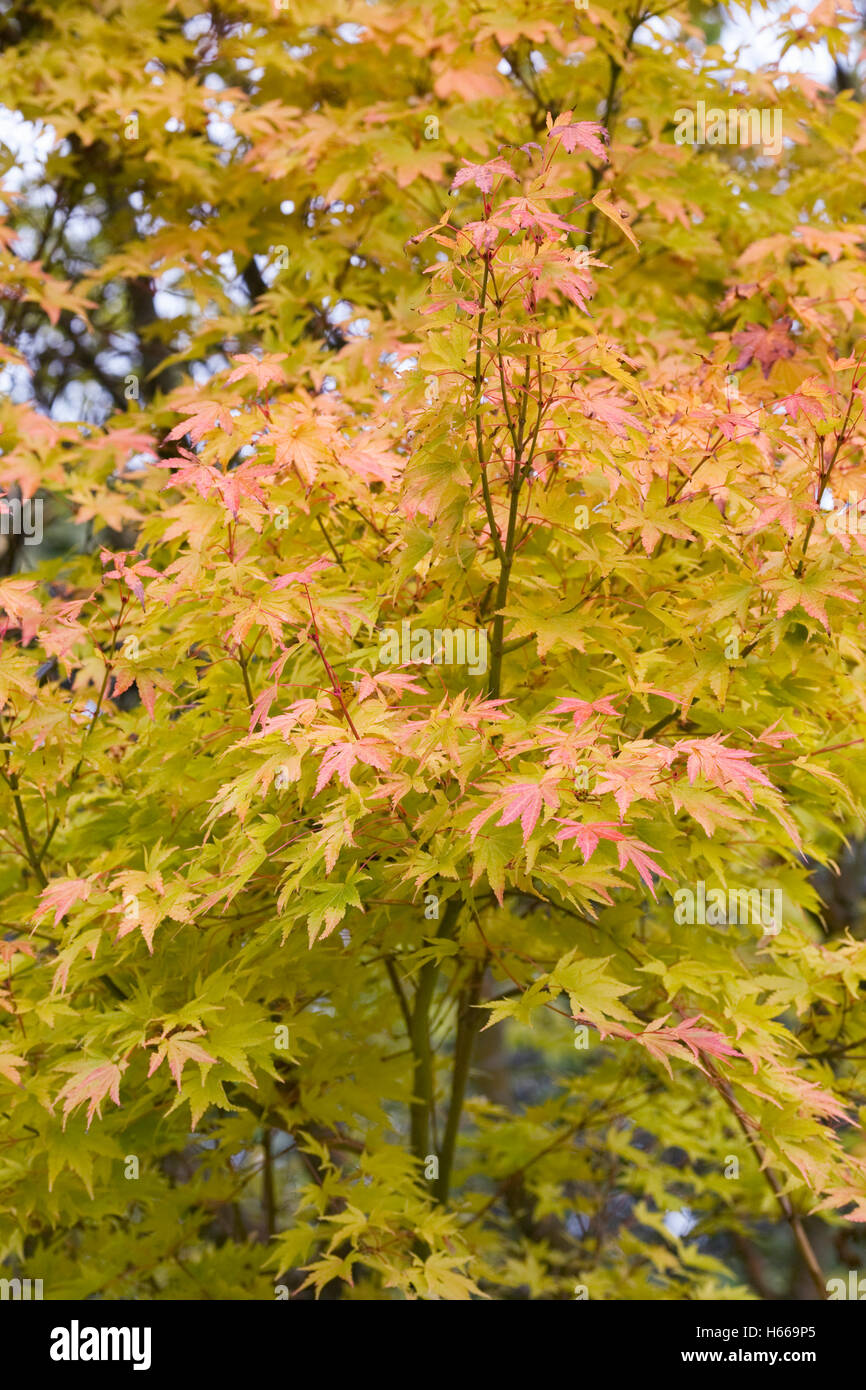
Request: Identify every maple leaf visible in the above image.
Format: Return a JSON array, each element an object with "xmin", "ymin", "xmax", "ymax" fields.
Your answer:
[
  {"xmin": 0, "ymin": 938, "xmax": 35, "ymax": 964},
  {"xmin": 593, "ymin": 744, "xmax": 675, "ymax": 816},
  {"xmin": 33, "ymin": 877, "xmax": 93, "ymax": 927},
  {"xmin": 57, "ymin": 1060, "xmax": 128, "ymax": 1129},
  {"xmin": 744, "ymin": 493, "xmax": 803, "ymax": 539},
  {"xmin": 547, "ymin": 114, "xmax": 608, "ymax": 161},
  {"xmin": 615, "ymin": 837, "xmax": 671, "ymax": 898},
  {"xmin": 450, "ymin": 157, "xmax": 517, "ymax": 194},
  {"xmin": 637, "ymin": 1016, "xmax": 744, "ymax": 1078},
  {"xmin": 773, "ymin": 574, "xmax": 857, "ymax": 632},
  {"xmin": 0, "ymin": 1047, "xmax": 26, "ymax": 1085},
  {"xmin": 341, "ymin": 437, "xmax": 403, "ymax": 485},
  {"xmin": 590, "ymin": 190, "xmax": 640, "ymax": 250},
  {"xmin": 99, "ymin": 549, "xmax": 160, "ymax": 609},
  {"xmin": 462, "ymin": 219, "xmax": 500, "ymax": 254},
  {"xmin": 469, "ymin": 777, "xmax": 560, "ymax": 844},
  {"xmin": 152, "ymin": 447, "xmax": 221, "ymax": 500},
  {"xmin": 552, "ymin": 695, "xmax": 620, "ymax": 728},
  {"xmin": 754, "ymin": 720, "xmax": 796, "ymax": 749},
  {"xmin": 780, "ymin": 382, "xmax": 827, "ymax": 421},
  {"xmin": 675, "ymin": 736, "xmax": 773, "ymax": 803},
  {"xmin": 353, "ymin": 670, "xmax": 428, "ymax": 702},
  {"xmin": 225, "ymin": 351, "xmax": 287, "ymax": 392},
  {"xmin": 555, "ymin": 819, "xmax": 625, "ymax": 860},
  {"xmin": 709, "ymin": 409, "xmax": 760, "ymax": 442},
  {"xmin": 498, "ymin": 198, "xmax": 579, "ymax": 243},
  {"xmin": 0, "ymin": 577, "xmax": 42, "ymax": 643},
  {"xmin": 314, "ymin": 738, "xmax": 391, "ymax": 794},
  {"xmin": 731, "ymin": 318, "xmax": 796, "ymax": 378},
  {"xmin": 292, "ymin": 879, "xmax": 365, "ymax": 947},
  {"xmin": 165, "ymin": 400, "xmax": 235, "ymax": 444},
  {"xmin": 147, "ymin": 1030, "xmax": 218, "ymax": 1090},
  {"xmin": 579, "ymin": 388, "xmax": 646, "ymax": 438},
  {"xmin": 553, "ymin": 953, "xmax": 641, "ymax": 1029},
  {"xmin": 272, "ymin": 557, "xmax": 333, "ymax": 589},
  {"xmin": 212, "ymin": 458, "xmax": 279, "ymax": 521}
]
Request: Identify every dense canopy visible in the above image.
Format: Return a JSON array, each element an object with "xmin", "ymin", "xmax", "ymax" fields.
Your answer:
[{"xmin": 1, "ymin": 0, "xmax": 866, "ymax": 1301}]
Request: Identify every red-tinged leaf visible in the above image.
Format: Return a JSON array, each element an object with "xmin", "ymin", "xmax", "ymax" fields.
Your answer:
[
  {"xmin": 341, "ymin": 437, "xmax": 403, "ymax": 485},
  {"xmin": 496, "ymin": 780, "xmax": 559, "ymax": 842},
  {"xmin": 0, "ymin": 1048, "xmax": 26, "ymax": 1085},
  {"xmin": 637, "ymin": 1015, "xmax": 744, "ymax": 1078},
  {"xmin": 744, "ymin": 493, "xmax": 804, "ymax": 539},
  {"xmin": 225, "ymin": 351, "xmax": 287, "ymax": 392},
  {"xmin": 314, "ymin": 738, "xmax": 391, "ymax": 794},
  {"xmin": 463, "ymin": 219, "xmax": 500, "ymax": 254},
  {"xmin": 579, "ymin": 388, "xmax": 646, "ymax": 438},
  {"xmin": 498, "ymin": 198, "xmax": 580, "ymax": 242},
  {"xmin": 137, "ymin": 676, "xmax": 156, "ymax": 720},
  {"xmin": 99, "ymin": 550, "xmax": 159, "ymax": 610},
  {"xmin": 0, "ymin": 578, "xmax": 42, "ymax": 638},
  {"xmin": 551, "ymin": 118, "xmax": 608, "ymax": 161},
  {"xmin": 675, "ymin": 736, "xmax": 773, "ymax": 803},
  {"xmin": 780, "ymin": 383, "xmax": 827, "ymax": 421},
  {"xmin": 773, "ymin": 575, "xmax": 858, "ymax": 632},
  {"xmin": 555, "ymin": 819, "xmax": 624, "ymax": 861},
  {"xmin": 353, "ymin": 670, "xmax": 428, "ymax": 702},
  {"xmin": 33, "ymin": 877, "xmax": 93, "ymax": 927},
  {"xmin": 0, "ymin": 938, "xmax": 35, "ymax": 964},
  {"xmin": 272, "ymin": 557, "xmax": 333, "ymax": 589},
  {"xmin": 152, "ymin": 448, "xmax": 221, "ymax": 499},
  {"xmin": 213, "ymin": 458, "xmax": 279, "ymax": 519},
  {"xmin": 774, "ymin": 1067, "xmax": 851, "ymax": 1123},
  {"xmin": 57, "ymin": 1060, "xmax": 127, "ymax": 1129},
  {"xmin": 450, "ymin": 157, "xmax": 517, "ymax": 194},
  {"xmin": 552, "ymin": 695, "xmax": 620, "ymax": 728},
  {"xmin": 810, "ymin": 1187, "xmax": 866, "ymax": 1222},
  {"xmin": 754, "ymin": 720, "xmax": 796, "ymax": 749},
  {"xmin": 165, "ymin": 400, "xmax": 235, "ymax": 444},
  {"xmin": 593, "ymin": 745, "xmax": 675, "ymax": 816},
  {"xmin": 732, "ymin": 318, "xmax": 796, "ymax": 377},
  {"xmin": 469, "ymin": 777, "xmax": 560, "ymax": 844},
  {"xmin": 147, "ymin": 1031, "xmax": 218, "ymax": 1090},
  {"xmin": 615, "ymin": 837, "xmax": 671, "ymax": 898}
]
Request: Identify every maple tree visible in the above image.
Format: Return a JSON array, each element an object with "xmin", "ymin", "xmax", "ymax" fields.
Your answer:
[{"xmin": 1, "ymin": 0, "xmax": 866, "ymax": 1302}]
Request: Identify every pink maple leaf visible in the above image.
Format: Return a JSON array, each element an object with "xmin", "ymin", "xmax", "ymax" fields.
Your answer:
[
  {"xmin": 353, "ymin": 670, "xmax": 428, "ymax": 702},
  {"xmin": 675, "ymin": 736, "xmax": 773, "ymax": 803},
  {"xmin": 616, "ymin": 837, "xmax": 671, "ymax": 898},
  {"xmin": 579, "ymin": 388, "xmax": 646, "ymax": 438},
  {"xmin": 496, "ymin": 780, "xmax": 560, "ymax": 842},
  {"xmin": 745, "ymin": 494, "xmax": 803, "ymax": 540},
  {"xmin": 165, "ymin": 400, "xmax": 235, "ymax": 445},
  {"xmin": 34, "ymin": 877, "xmax": 93, "ymax": 928},
  {"xmin": 754, "ymin": 720, "xmax": 796, "ymax": 749},
  {"xmin": 226, "ymin": 352, "xmax": 287, "ymax": 392},
  {"xmin": 780, "ymin": 387, "xmax": 826, "ymax": 422},
  {"xmin": 57, "ymin": 1060, "xmax": 127, "ymax": 1129},
  {"xmin": 547, "ymin": 111, "xmax": 608, "ymax": 161},
  {"xmin": 469, "ymin": 778, "xmax": 560, "ymax": 844},
  {"xmin": 315, "ymin": 738, "xmax": 391, "ymax": 795},
  {"xmin": 272, "ymin": 557, "xmax": 333, "ymax": 590},
  {"xmin": 450, "ymin": 157, "xmax": 517, "ymax": 194},
  {"xmin": 552, "ymin": 695, "xmax": 620, "ymax": 728},
  {"xmin": 637, "ymin": 1015, "xmax": 744, "ymax": 1078},
  {"xmin": 555, "ymin": 820, "xmax": 624, "ymax": 861}
]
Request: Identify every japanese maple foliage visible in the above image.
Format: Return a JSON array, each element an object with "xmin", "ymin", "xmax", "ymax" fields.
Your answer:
[{"xmin": 1, "ymin": 0, "xmax": 866, "ymax": 1302}]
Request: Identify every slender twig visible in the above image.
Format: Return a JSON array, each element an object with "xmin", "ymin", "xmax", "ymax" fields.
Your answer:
[{"xmin": 704, "ymin": 1060, "xmax": 827, "ymax": 1300}]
